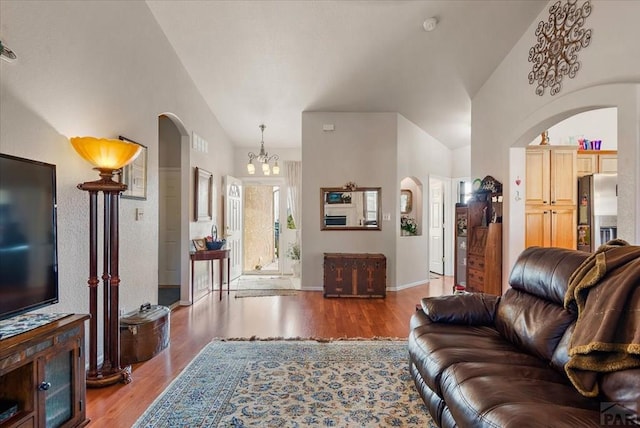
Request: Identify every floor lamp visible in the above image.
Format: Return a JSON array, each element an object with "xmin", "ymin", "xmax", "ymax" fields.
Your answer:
[{"xmin": 71, "ymin": 136, "xmax": 141, "ymax": 388}]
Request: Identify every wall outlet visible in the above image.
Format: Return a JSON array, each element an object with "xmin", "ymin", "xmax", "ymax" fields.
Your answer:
[{"xmin": 136, "ymin": 208, "xmax": 144, "ymax": 221}]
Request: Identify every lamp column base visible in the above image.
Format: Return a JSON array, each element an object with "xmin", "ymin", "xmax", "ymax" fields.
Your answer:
[{"xmin": 86, "ymin": 365, "xmax": 132, "ymax": 388}]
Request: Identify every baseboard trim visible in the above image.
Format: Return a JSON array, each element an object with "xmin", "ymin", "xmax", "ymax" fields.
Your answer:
[
  {"xmin": 387, "ymin": 280, "xmax": 427, "ymax": 292},
  {"xmin": 301, "ymin": 282, "xmax": 427, "ymax": 293}
]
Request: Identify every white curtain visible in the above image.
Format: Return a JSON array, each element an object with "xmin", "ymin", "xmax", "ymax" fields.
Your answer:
[{"xmin": 285, "ymin": 161, "xmax": 302, "ymax": 230}]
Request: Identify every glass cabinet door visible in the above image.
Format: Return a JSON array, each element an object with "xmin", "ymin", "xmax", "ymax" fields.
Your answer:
[{"xmin": 44, "ymin": 349, "xmax": 73, "ymax": 428}]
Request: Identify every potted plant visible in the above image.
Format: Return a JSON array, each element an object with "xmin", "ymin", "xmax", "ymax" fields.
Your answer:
[
  {"xmin": 286, "ymin": 242, "xmax": 301, "ymax": 277},
  {"xmin": 400, "ymin": 215, "xmax": 417, "ymax": 236}
]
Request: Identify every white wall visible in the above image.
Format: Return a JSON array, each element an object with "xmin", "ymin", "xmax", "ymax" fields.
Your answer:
[
  {"xmin": 451, "ymin": 146, "xmax": 471, "ymax": 179},
  {"xmin": 301, "ymin": 112, "xmax": 398, "ymax": 289},
  {"xmin": 472, "ymin": 0, "xmax": 640, "ymax": 291},
  {"xmin": 539, "ymin": 108, "xmax": 618, "ymax": 148},
  {"xmin": 396, "ymin": 115, "xmax": 454, "ymax": 288},
  {"xmin": 0, "ymin": 1, "xmax": 234, "ymax": 322}
]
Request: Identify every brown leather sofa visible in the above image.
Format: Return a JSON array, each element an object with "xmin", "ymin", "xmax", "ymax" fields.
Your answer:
[{"xmin": 408, "ymin": 246, "xmax": 640, "ymax": 427}]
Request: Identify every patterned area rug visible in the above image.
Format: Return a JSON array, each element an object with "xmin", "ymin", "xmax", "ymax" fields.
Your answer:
[
  {"xmin": 234, "ymin": 276, "xmax": 298, "ymax": 298},
  {"xmin": 132, "ymin": 340, "xmax": 434, "ymax": 427}
]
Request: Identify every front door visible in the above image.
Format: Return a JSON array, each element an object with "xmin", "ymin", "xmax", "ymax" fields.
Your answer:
[{"xmin": 224, "ymin": 175, "xmax": 243, "ymax": 281}]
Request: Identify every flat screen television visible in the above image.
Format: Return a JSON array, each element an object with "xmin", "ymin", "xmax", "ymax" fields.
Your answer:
[{"xmin": 0, "ymin": 153, "xmax": 59, "ymax": 321}]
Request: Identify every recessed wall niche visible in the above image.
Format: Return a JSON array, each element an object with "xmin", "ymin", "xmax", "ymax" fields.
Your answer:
[{"xmin": 400, "ymin": 177, "xmax": 422, "ymax": 236}]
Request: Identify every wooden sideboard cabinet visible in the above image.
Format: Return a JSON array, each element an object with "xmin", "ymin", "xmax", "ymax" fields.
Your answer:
[
  {"xmin": 323, "ymin": 253, "xmax": 386, "ymax": 298},
  {"xmin": 465, "ymin": 199, "xmax": 502, "ymax": 295},
  {"xmin": 454, "ymin": 204, "xmax": 468, "ymax": 290},
  {"xmin": 0, "ymin": 314, "xmax": 89, "ymax": 428}
]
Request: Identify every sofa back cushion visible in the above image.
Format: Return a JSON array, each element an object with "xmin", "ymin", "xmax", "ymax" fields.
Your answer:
[
  {"xmin": 495, "ymin": 289, "xmax": 576, "ymax": 361},
  {"xmin": 508, "ymin": 247, "xmax": 589, "ymax": 305},
  {"xmin": 495, "ymin": 247, "xmax": 589, "ymax": 362}
]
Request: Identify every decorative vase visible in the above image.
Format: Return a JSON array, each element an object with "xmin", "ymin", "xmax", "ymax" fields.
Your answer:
[
  {"xmin": 291, "ymin": 261, "xmax": 301, "ymax": 277},
  {"xmin": 540, "ymin": 130, "xmax": 549, "ymax": 145}
]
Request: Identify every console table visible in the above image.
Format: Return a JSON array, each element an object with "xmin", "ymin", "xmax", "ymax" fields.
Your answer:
[{"xmin": 190, "ymin": 249, "xmax": 231, "ymax": 301}]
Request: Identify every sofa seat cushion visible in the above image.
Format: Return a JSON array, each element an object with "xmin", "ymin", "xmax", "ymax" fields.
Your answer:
[
  {"xmin": 409, "ymin": 321, "xmax": 548, "ymax": 398},
  {"xmin": 440, "ymin": 362, "xmax": 601, "ymax": 428}
]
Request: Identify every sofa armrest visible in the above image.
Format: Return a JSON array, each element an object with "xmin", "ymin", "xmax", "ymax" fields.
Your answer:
[{"xmin": 420, "ymin": 293, "xmax": 500, "ymax": 325}]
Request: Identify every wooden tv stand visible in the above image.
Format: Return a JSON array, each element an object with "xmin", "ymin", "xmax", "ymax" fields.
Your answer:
[{"xmin": 0, "ymin": 314, "xmax": 89, "ymax": 428}]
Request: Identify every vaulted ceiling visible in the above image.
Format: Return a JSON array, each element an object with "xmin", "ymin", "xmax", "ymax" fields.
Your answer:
[{"xmin": 147, "ymin": 1, "xmax": 546, "ymax": 150}]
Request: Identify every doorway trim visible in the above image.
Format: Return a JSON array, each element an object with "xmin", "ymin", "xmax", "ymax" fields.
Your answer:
[
  {"xmin": 242, "ymin": 176, "xmax": 286, "ymax": 276},
  {"xmin": 158, "ymin": 112, "xmax": 191, "ymax": 305}
]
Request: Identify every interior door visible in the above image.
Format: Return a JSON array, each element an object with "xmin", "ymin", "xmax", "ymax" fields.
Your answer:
[
  {"xmin": 224, "ymin": 175, "xmax": 243, "ymax": 280},
  {"xmin": 429, "ymin": 178, "xmax": 445, "ymax": 275},
  {"xmin": 158, "ymin": 168, "xmax": 181, "ymax": 286}
]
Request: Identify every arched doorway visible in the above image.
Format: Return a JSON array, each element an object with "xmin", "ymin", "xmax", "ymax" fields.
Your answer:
[
  {"xmin": 505, "ymin": 83, "xmax": 639, "ymax": 279},
  {"xmin": 158, "ymin": 114, "xmax": 189, "ymax": 307}
]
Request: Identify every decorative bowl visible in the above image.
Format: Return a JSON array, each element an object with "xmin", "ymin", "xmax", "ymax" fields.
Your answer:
[{"xmin": 205, "ymin": 239, "xmax": 226, "ymax": 250}]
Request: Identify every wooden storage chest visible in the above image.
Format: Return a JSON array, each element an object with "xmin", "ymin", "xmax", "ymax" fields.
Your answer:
[
  {"xmin": 120, "ymin": 304, "xmax": 170, "ymax": 365},
  {"xmin": 323, "ymin": 253, "xmax": 386, "ymax": 298}
]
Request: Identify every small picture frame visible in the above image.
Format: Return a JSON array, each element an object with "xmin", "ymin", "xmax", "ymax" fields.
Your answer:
[
  {"xmin": 192, "ymin": 238, "xmax": 206, "ymax": 252},
  {"xmin": 326, "ymin": 192, "xmax": 344, "ymax": 204},
  {"xmin": 118, "ymin": 136, "xmax": 147, "ymax": 200},
  {"xmin": 195, "ymin": 167, "xmax": 213, "ymax": 221},
  {"xmin": 400, "ymin": 189, "xmax": 412, "ymax": 214}
]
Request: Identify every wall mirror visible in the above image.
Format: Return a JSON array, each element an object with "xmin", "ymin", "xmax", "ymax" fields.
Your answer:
[
  {"xmin": 400, "ymin": 189, "xmax": 412, "ymax": 214},
  {"xmin": 320, "ymin": 187, "xmax": 381, "ymax": 230}
]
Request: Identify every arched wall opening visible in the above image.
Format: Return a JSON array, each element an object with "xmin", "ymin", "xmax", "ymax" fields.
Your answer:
[
  {"xmin": 505, "ymin": 84, "xmax": 639, "ymax": 288},
  {"xmin": 157, "ymin": 113, "xmax": 191, "ymax": 305},
  {"xmin": 400, "ymin": 176, "xmax": 422, "ymax": 236}
]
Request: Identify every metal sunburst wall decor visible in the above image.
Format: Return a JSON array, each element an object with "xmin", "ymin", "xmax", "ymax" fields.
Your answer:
[{"xmin": 528, "ymin": 0, "xmax": 593, "ymax": 96}]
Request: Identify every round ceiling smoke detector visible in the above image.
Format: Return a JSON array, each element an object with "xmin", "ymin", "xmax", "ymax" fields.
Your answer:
[{"xmin": 423, "ymin": 17, "xmax": 438, "ymax": 32}]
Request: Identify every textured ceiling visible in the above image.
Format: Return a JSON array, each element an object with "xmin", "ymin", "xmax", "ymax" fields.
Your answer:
[{"xmin": 147, "ymin": 1, "xmax": 546, "ymax": 149}]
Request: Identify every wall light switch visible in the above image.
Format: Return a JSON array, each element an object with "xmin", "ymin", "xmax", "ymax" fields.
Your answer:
[
  {"xmin": 383, "ymin": 213, "xmax": 391, "ymax": 221},
  {"xmin": 136, "ymin": 208, "xmax": 144, "ymax": 221}
]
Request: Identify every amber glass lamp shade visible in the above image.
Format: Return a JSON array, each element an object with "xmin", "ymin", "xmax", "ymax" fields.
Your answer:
[{"xmin": 70, "ymin": 137, "xmax": 141, "ymax": 172}]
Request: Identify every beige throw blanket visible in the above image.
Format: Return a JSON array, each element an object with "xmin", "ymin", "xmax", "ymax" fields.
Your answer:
[{"xmin": 564, "ymin": 240, "xmax": 640, "ymax": 397}]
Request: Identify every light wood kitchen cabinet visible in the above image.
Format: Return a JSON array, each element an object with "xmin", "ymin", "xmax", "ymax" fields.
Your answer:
[
  {"xmin": 598, "ymin": 152, "xmax": 618, "ymax": 174},
  {"xmin": 525, "ymin": 206, "xmax": 576, "ymax": 249},
  {"xmin": 525, "ymin": 146, "xmax": 577, "ymax": 250},
  {"xmin": 526, "ymin": 146, "xmax": 577, "ymax": 206},
  {"xmin": 576, "ymin": 150, "xmax": 617, "ymax": 176}
]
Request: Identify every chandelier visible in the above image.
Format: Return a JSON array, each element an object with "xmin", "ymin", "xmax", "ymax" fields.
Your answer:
[{"xmin": 247, "ymin": 124, "xmax": 279, "ymax": 175}]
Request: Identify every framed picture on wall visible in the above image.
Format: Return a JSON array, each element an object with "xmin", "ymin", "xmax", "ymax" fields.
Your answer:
[
  {"xmin": 192, "ymin": 238, "xmax": 206, "ymax": 252},
  {"xmin": 400, "ymin": 189, "xmax": 412, "ymax": 214},
  {"xmin": 118, "ymin": 135, "xmax": 147, "ymax": 200},
  {"xmin": 195, "ymin": 167, "xmax": 213, "ymax": 221}
]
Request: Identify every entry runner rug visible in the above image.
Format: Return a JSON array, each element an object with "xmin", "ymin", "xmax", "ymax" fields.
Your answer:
[
  {"xmin": 234, "ymin": 275, "xmax": 298, "ymax": 298},
  {"xmin": 133, "ymin": 340, "xmax": 434, "ymax": 427}
]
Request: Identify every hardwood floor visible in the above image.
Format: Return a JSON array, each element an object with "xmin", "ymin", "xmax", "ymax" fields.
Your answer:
[{"xmin": 86, "ymin": 276, "xmax": 452, "ymax": 426}]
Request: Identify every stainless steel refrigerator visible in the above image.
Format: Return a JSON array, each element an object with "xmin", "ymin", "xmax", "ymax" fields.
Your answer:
[{"xmin": 577, "ymin": 173, "xmax": 617, "ymax": 252}]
